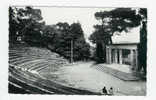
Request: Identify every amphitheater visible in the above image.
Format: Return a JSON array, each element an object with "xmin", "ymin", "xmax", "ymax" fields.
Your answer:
[{"xmin": 9, "ymin": 43, "xmax": 98, "ymax": 95}]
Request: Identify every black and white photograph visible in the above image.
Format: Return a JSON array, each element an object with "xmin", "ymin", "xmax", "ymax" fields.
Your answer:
[{"xmin": 8, "ymin": 6, "xmax": 147, "ymax": 96}]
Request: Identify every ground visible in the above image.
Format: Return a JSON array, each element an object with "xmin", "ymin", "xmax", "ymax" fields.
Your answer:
[
  {"xmin": 40, "ymin": 61, "xmax": 146, "ymax": 96},
  {"xmin": 9, "ymin": 44, "xmax": 146, "ymax": 95}
]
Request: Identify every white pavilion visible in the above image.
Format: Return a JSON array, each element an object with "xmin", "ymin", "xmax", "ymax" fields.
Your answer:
[{"xmin": 106, "ymin": 27, "xmax": 140, "ymax": 71}]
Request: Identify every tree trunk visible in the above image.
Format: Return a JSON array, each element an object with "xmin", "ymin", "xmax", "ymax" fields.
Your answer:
[
  {"xmin": 138, "ymin": 21, "xmax": 147, "ymax": 75},
  {"xmin": 109, "ymin": 36, "xmax": 113, "ymax": 44},
  {"xmin": 96, "ymin": 41, "xmax": 104, "ymax": 63}
]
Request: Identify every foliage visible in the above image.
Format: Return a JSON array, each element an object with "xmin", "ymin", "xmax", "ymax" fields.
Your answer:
[
  {"xmin": 9, "ymin": 6, "xmax": 91, "ymax": 62},
  {"xmin": 90, "ymin": 8, "xmax": 142, "ymax": 45},
  {"xmin": 48, "ymin": 22, "xmax": 91, "ymax": 61},
  {"xmin": 9, "ymin": 6, "xmax": 45, "ymax": 45}
]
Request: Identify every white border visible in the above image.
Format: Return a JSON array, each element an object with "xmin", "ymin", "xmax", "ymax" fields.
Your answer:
[{"xmin": 0, "ymin": 0, "xmax": 155, "ymax": 100}]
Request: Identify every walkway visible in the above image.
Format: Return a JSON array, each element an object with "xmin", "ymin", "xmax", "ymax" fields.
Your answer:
[{"xmin": 42, "ymin": 62, "xmax": 146, "ymax": 96}]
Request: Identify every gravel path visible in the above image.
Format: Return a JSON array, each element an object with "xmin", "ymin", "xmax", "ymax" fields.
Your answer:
[{"xmin": 44, "ymin": 61, "xmax": 146, "ymax": 96}]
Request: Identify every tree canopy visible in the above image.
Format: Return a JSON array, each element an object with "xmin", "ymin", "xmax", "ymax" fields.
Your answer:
[
  {"xmin": 90, "ymin": 8, "xmax": 142, "ymax": 45},
  {"xmin": 9, "ymin": 6, "xmax": 45, "ymax": 45},
  {"xmin": 49, "ymin": 22, "xmax": 90, "ymax": 61}
]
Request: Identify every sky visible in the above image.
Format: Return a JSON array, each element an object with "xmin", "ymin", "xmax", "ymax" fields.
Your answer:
[{"xmin": 37, "ymin": 7, "xmax": 140, "ymax": 46}]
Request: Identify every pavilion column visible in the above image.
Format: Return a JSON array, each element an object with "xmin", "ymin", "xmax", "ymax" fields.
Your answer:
[
  {"xmin": 119, "ymin": 49, "xmax": 123, "ymax": 64},
  {"xmin": 135, "ymin": 49, "xmax": 138, "ymax": 71},
  {"xmin": 106, "ymin": 47, "xmax": 108, "ymax": 63},
  {"xmin": 130, "ymin": 49, "xmax": 134, "ymax": 68},
  {"xmin": 109, "ymin": 48, "xmax": 112, "ymax": 64},
  {"xmin": 106, "ymin": 47, "xmax": 109, "ymax": 64},
  {"xmin": 114, "ymin": 49, "xmax": 118, "ymax": 63}
]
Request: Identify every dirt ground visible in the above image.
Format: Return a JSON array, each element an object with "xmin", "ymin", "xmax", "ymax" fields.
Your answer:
[{"xmin": 41, "ymin": 61, "xmax": 146, "ymax": 96}]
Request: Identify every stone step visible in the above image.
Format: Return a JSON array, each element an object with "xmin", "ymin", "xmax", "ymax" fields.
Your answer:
[
  {"xmin": 93, "ymin": 64, "xmax": 140, "ymax": 81},
  {"xmin": 18, "ymin": 60, "xmax": 45, "ymax": 68},
  {"xmin": 35, "ymin": 64, "xmax": 50, "ymax": 72},
  {"xmin": 29, "ymin": 62, "xmax": 49, "ymax": 71}
]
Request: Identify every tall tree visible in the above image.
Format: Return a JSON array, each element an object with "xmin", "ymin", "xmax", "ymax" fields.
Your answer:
[{"xmin": 138, "ymin": 8, "xmax": 147, "ymax": 74}]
